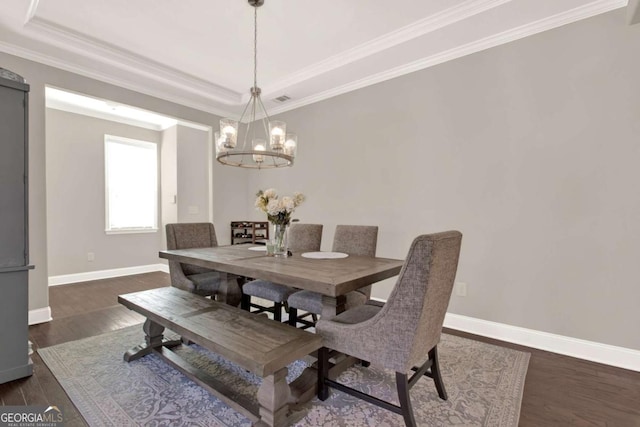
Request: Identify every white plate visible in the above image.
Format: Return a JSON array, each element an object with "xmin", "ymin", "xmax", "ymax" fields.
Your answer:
[
  {"xmin": 301, "ymin": 252, "xmax": 349, "ymax": 259},
  {"xmin": 248, "ymin": 246, "xmax": 267, "ymax": 251}
]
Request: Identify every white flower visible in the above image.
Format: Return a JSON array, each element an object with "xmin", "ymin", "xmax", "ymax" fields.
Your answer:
[
  {"xmin": 281, "ymin": 196, "xmax": 295, "ymax": 212},
  {"xmin": 293, "ymin": 192, "xmax": 305, "ymax": 206},
  {"xmin": 255, "ymin": 188, "xmax": 305, "ymax": 224},
  {"xmin": 266, "ymin": 199, "xmax": 281, "ymax": 216}
]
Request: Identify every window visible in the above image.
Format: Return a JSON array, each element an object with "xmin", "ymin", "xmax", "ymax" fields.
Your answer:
[{"xmin": 105, "ymin": 135, "xmax": 158, "ymax": 233}]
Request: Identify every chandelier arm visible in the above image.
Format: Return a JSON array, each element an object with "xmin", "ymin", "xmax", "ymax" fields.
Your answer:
[
  {"xmin": 237, "ymin": 96, "xmax": 253, "ymax": 125},
  {"xmin": 250, "ymin": 97, "xmax": 256, "ymax": 143},
  {"xmin": 256, "ymin": 94, "xmax": 272, "ymax": 123}
]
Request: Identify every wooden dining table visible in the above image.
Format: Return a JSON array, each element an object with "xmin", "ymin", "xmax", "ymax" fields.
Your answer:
[
  {"xmin": 159, "ymin": 243, "xmax": 404, "ymax": 318},
  {"xmin": 159, "ymin": 243, "xmax": 404, "ymax": 404}
]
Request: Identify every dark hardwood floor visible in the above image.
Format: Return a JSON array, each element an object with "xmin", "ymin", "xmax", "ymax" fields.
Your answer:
[{"xmin": 1, "ymin": 272, "xmax": 639, "ymax": 426}]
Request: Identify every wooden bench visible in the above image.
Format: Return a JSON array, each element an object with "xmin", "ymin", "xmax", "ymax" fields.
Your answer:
[{"xmin": 118, "ymin": 287, "xmax": 323, "ymax": 427}]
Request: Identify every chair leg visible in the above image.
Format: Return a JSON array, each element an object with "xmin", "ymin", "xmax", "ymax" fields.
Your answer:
[
  {"xmin": 429, "ymin": 346, "xmax": 448, "ymax": 400},
  {"xmin": 288, "ymin": 308, "xmax": 298, "ymax": 326},
  {"xmin": 240, "ymin": 293, "xmax": 250, "ymax": 311},
  {"xmin": 274, "ymin": 302, "xmax": 282, "ymax": 322},
  {"xmin": 396, "ymin": 372, "xmax": 417, "ymax": 427},
  {"xmin": 317, "ymin": 347, "xmax": 329, "ymax": 401}
]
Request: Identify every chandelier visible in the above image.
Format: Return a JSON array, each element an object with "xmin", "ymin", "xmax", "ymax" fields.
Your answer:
[{"xmin": 215, "ymin": 0, "xmax": 297, "ymax": 169}]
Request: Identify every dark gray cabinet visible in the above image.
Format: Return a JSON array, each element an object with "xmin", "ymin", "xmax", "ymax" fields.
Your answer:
[{"xmin": 0, "ymin": 69, "xmax": 33, "ymax": 384}]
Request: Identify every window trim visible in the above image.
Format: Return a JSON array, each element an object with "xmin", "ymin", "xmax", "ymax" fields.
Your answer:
[{"xmin": 104, "ymin": 134, "xmax": 158, "ymax": 234}]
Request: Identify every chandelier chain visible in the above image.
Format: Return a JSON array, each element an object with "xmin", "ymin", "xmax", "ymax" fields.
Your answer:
[{"xmin": 253, "ymin": 6, "xmax": 258, "ymax": 90}]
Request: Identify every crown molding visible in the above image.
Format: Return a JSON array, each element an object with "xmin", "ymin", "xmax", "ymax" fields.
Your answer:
[
  {"xmin": 260, "ymin": 0, "xmax": 513, "ymax": 100},
  {"xmin": 0, "ymin": 40, "xmax": 235, "ymax": 118},
  {"xmin": 268, "ymin": 0, "xmax": 627, "ymax": 116},
  {"xmin": 24, "ymin": 15, "xmax": 242, "ymax": 103},
  {"xmin": 3, "ymin": 0, "xmax": 627, "ymax": 119}
]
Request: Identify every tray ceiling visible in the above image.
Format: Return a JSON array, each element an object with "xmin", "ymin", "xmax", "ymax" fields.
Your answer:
[{"xmin": 0, "ymin": 0, "xmax": 628, "ymax": 117}]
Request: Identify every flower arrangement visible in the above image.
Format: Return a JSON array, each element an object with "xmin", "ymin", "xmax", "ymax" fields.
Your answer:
[{"xmin": 255, "ymin": 188, "xmax": 305, "ymax": 225}]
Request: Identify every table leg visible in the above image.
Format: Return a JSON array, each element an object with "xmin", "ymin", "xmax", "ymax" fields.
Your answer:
[
  {"xmin": 320, "ymin": 294, "xmax": 347, "ymax": 319},
  {"xmin": 123, "ymin": 319, "xmax": 182, "ymax": 362},
  {"xmin": 256, "ymin": 367, "xmax": 290, "ymax": 427},
  {"xmin": 217, "ymin": 273, "xmax": 242, "ymax": 307}
]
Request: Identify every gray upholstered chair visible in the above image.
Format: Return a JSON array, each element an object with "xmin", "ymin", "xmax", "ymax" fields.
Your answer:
[
  {"xmin": 288, "ymin": 225, "xmax": 378, "ymax": 328},
  {"xmin": 241, "ymin": 223, "xmax": 323, "ymax": 321},
  {"xmin": 316, "ymin": 231, "xmax": 462, "ymax": 427},
  {"xmin": 165, "ymin": 223, "xmax": 226, "ymax": 298}
]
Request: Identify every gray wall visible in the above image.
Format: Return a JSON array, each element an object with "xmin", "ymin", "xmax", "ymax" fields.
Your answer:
[
  {"xmin": 45, "ymin": 109, "xmax": 163, "ymax": 276},
  {"xmin": 247, "ymin": 9, "xmax": 640, "ymax": 350},
  {"xmin": 176, "ymin": 126, "xmax": 210, "ymax": 223},
  {"xmin": 0, "ymin": 52, "xmax": 248, "ymax": 313}
]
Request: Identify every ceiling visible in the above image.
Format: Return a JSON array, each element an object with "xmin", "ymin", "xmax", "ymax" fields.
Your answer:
[{"xmin": 0, "ymin": 0, "xmax": 630, "ymax": 118}]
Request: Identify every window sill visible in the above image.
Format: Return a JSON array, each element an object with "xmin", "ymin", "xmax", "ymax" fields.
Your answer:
[{"xmin": 105, "ymin": 228, "xmax": 158, "ymax": 235}]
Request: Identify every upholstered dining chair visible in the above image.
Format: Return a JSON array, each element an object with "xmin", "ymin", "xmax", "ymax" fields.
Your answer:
[
  {"xmin": 316, "ymin": 231, "xmax": 462, "ymax": 427},
  {"xmin": 287, "ymin": 225, "xmax": 378, "ymax": 328},
  {"xmin": 165, "ymin": 223, "xmax": 235, "ymax": 301},
  {"xmin": 241, "ymin": 223, "xmax": 323, "ymax": 321}
]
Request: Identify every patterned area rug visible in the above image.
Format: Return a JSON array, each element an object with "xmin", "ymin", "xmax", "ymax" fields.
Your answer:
[{"xmin": 39, "ymin": 325, "xmax": 529, "ymax": 426}]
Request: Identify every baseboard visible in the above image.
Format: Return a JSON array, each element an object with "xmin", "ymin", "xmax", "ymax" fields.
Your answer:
[
  {"xmin": 48, "ymin": 264, "xmax": 168, "ymax": 286},
  {"xmin": 28, "ymin": 306, "xmax": 52, "ymax": 325},
  {"xmin": 444, "ymin": 313, "xmax": 640, "ymax": 372}
]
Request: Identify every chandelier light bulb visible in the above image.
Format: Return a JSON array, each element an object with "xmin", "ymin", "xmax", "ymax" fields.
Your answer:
[
  {"xmin": 269, "ymin": 121, "xmax": 286, "ymax": 150},
  {"xmin": 284, "ymin": 133, "xmax": 297, "ymax": 156},
  {"xmin": 220, "ymin": 118, "xmax": 238, "ymax": 148},
  {"xmin": 253, "ymin": 139, "xmax": 266, "ymax": 163}
]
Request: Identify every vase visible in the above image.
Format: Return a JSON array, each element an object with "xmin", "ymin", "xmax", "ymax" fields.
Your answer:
[{"xmin": 271, "ymin": 223, "xmax": 289, "ymax": 257}]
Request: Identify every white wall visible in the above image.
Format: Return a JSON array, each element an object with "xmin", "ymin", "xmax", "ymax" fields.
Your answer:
[
  {"xmin": 246, "ymin": 10, "xmax": 640, "ymax": 351},
  {"xmin": 160, "ymin": 125, "xmax": 178, "ymax": 252}
]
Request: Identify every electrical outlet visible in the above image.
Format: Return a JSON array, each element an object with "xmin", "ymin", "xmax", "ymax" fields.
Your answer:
[
  {"xmin": 87, "ymin": 252, "xmax": 95, "ymax": 262},
  {"xmin": 456, "ymin": 282, "xmax": 467, "ymax": 297}
]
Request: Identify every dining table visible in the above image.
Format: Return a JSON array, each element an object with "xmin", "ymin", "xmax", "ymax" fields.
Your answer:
[
  {"xmin": 159, "ymin": 243, "xmax": 405, "ymax": 403},
  {"xmin": 159, "ymin": 243, "xmax": 404, "ymax": 319}
]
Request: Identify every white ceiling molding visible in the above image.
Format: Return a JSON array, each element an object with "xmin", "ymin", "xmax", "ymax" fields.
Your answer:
[
  {"xmin": 268, "ymin": 0, "xmax": 629, "ymax": 115},
  {"xmin": 0, "ymin": 40, "xmax": 236, "ymax": 118},
  {"xmin": 257, "ymin": 0, "xmax": 513, "ymax": 101},
  {"xmin": 0, "ymin": 0, "xmax": 628, "ymax": 118},
  {"xmin": 24, "ymin": 15, "xmax": 242, "ymax": 104}
]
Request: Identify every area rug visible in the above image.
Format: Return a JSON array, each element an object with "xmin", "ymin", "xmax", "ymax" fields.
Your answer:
[{"xmin": 38, "ymin": 325, "xmax": 529, "ymax": 426}]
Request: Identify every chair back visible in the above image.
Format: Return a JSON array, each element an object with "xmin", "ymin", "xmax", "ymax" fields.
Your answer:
[
  {"xmin": 332, "ymin": 225, "xmax": 378, "ymax": 257},
  {"xmin": 332, "ymin": 225, "xmax": 378, "ymax": 299},
  {"xmin": 374, "ymin": 231, "xmax": 462, "ymax": 372},
  {"xmin": 166, "ymin": 223, "xmax": 218, "ymax": 276},
  {"xmin": 288, "ymin": 223, "xmax": 323, "ymax": 253}
]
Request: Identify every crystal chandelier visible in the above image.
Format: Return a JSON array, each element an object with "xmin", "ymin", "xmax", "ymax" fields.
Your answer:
[{"xmin": 215, "ymin": 0, "xmax": 297, "ymax": 169}]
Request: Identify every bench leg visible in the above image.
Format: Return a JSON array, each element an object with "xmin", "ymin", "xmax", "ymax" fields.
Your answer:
[
  {"xmin": 123, "ymin": 319, "xmax": 182, "ymax": 362},
  {"xmin": 257, "ymin": 367, "xmax": 290, "ymax": 427}
]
